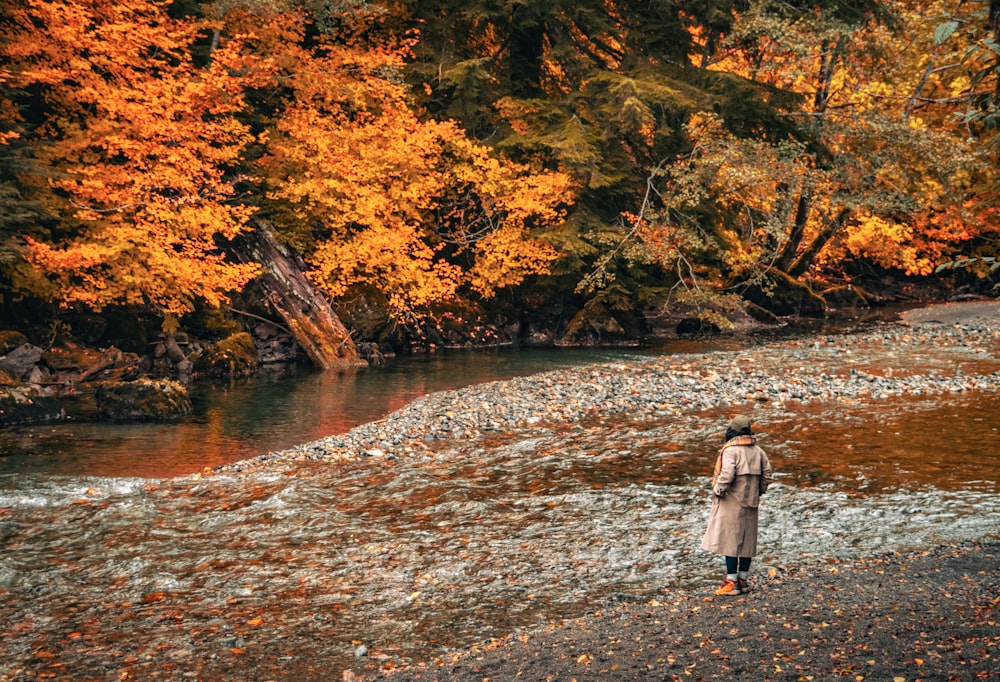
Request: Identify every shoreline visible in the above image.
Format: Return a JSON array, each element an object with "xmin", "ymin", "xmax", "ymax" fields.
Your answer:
[
  {"xmin": 352, "ymin": 299, "xmax": 1000, "ymax": 681},
  {"xmin": 369, "ymin": 540, "xmax": 1000, "ymax": 681},
  {"xmin": 2, "ymin": 299, "xmax": 998, "ymax": 682},
  {"xmin": 217, "ymin": 298, "xmax": 1000, "ymax": 477},
  {"xmin": 244, "ymin": 298, "xmax": 999, "ymax": 679}
]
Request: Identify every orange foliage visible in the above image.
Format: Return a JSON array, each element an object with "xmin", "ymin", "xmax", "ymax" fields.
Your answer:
[
  {"xmin": 3, "ymin": 0, "xmax": 571, "ymax": 323},
  {"xmin": 670, "ymin": 4, "xmax": 997, "ymax": 281},
  {"xmin": 254, "ymin": 14, "xmax": 570, "ymax": 322},
  {"xmin": 829, "ymin": 207, "xmax": 987, "ymax": 276},
  {"xmin": 4, "ymin": 0, "xmax": 265, "ymax": 315}
]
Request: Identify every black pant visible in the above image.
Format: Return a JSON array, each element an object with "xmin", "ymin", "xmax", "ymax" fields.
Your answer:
[{"xmin": 725, "ymin": 556, "xmax": 751, "ymax": 573}]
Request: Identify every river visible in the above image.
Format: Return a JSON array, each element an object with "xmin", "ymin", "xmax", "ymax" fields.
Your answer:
[
  {"xmin": 1, "ymin": 325, "xmax": 830, "ymax": 479},
  {"xmin": 1, "ymin": 306, "xmax": 998, "ymax": 680}
]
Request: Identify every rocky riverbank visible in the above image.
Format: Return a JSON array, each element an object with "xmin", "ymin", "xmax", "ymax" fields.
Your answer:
[
  {"xmin": 0, "ymin": 319, "xmax": 316, "ymax": 428},
  {"xmin": 220, "ymin": 299, "xmax": 1000, "ymax": 475},
  {"xmin": 2, "ymin": 300, "xmax": 999, "ymax": 682},
  {"xmin": 345, "ymin": 299, "xmax": 1000, "ymax": 681},
  {"xmin": 370, "ymin": 540, "xmax": 1000, "ymax": 681}
]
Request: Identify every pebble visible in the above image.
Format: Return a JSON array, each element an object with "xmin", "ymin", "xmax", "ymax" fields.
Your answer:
[{"xmin": 216, "ymin": 313, "xmax": 1000, "ymax": 475}]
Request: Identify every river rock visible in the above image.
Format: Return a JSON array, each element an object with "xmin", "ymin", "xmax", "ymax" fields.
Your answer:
[
  {"xmin": 0, "ymin": 343, "xmax": 43, "ymax": 381},
  {"xmin": 193, "ymin": 332, "xmax": 259, "ymax": 377},
  {"xmin": 255, "ymin": 323, "xmax": 299, "ymax": 364},
  {"xmin": 41, "ymin": 344, "xmax": 141, "ymax": 383},
  {"xmin": 42, "ymin": 344, "xmax": 105, "ymax": 373},
  {"xmin": 0, "ymin": 330, "xmax": 29, "ymax": 355},
  {"xmin": 95, "ymin": 378, "xmax": 193, "ymax": 421}
]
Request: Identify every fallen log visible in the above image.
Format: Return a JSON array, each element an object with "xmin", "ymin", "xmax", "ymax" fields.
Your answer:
[{"xmin": 232, "ymin": 222, "xmax": 366, "ymax": 370}]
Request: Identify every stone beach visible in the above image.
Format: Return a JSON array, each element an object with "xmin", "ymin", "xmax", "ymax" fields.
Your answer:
[{"xmin": 2, "ymin": 300, "xmax": 999, "ymax": 681}]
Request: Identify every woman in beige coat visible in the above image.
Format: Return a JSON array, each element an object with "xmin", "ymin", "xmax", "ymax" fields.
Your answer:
[{"xmin": 700, "ymin": 415, "xmax": 773, "ymax": 596}]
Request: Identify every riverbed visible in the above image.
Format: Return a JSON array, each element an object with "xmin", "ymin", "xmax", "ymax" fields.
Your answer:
[{"xmin": 1, "ymin": 302, "xmax": 998, "ymax": 680}]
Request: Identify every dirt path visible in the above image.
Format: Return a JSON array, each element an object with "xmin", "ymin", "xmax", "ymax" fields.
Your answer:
[{"xmin": 371, "ymin": 541, "xmax": 999, "ymax": 681}]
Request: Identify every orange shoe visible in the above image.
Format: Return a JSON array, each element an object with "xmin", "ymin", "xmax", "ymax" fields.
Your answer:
[{"xmin": 714, "ymin": 578, "xmax": 740, "ymax": 596}]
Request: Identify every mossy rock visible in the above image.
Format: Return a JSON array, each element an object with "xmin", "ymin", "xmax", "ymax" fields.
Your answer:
[
  {"xmin": 185, "ymin": 305, "xmax": 244, "ymax": 339},
  {"xmin": 193, "ymin": 332, "xmax": 258, "ymax": 377},
  {"xmin": 95, "ymin": 378, "xmax": 192, "ymax": 422}
]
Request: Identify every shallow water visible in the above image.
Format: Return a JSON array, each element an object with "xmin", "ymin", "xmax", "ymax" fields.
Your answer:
[
  {"xmin": 2, "ymin": 385, "xmax": 998, "ymax": 679},
  {"xmin": 0, "ymin": 310, "xmax": 895, "ymax": 479},
  {"xmin": 3, "ymin": 305, "xmax": 999, "ymax": 678},
  {"xmin": 0, "ymin": 346, "xmax": 702, "ymax": 478}
]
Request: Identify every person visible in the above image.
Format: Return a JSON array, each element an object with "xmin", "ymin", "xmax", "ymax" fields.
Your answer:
[{"xmin": 700, "ymin": 414, "xmax": 773, "ymax": 596}]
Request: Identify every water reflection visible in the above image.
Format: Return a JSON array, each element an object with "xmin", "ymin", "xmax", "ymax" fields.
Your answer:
[
  {"xmin": 765, "ymin": 395, "xmax": 1000, "ymax": 493},
  {"xmin": 1, "ymin": 348, "xmax": 663, "ymax": 478},
  {"xmin": 1, "ymin": 307, "xmax": 901, "ymax": 479},
  {"xmin": 3, "ymin": 305, "xmax": 997, "ymax": 679}
]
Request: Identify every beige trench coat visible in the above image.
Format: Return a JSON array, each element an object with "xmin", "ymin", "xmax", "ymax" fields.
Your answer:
[{"xmin": 699, "ymin": 435, "xmax": 773, "ymax": 557}]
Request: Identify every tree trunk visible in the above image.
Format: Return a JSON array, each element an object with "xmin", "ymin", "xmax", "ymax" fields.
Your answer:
[
  {"xmin": 776, "ymin": 184, "xmax": 813, "ymax": 271},
  {"xmin": 788, "ymin": 207, "xmax": 852, "ymax": 278},
  {"xmin": 508, "ymin": 9, "xmax": 545, "ymax": 97},
  {"xmin": 233, "ymin": 222, "xmax": 365, "ymax": 370}
]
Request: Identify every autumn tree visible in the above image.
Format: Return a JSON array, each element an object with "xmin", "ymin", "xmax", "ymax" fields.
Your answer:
[
  {"xmin": 0, "ymin": 0, "xmax": 572, "ymax": 349},
  {"xmin": 0, "ymin": 0, "xmax": 264, "ymax": 320},
  {"xmin": 916, "ymin": 0, "xmax": 1000, "ymax": 280},
  {"xmin": 376, "ymin": 0, "xmax": 797, "ymax": 334},
  {"xmin": 0, "ymin": 64, "xmax": 47, "ymax": 286},
  {"xmin": 3, "ymin": 0, "xmax": 996, "ymax": 355},
  {"xmin": 391, "ymin": 0, "xmax": 997, "ymax": 324},
  {"xmin": 240, "ymin": 6, "xmax": 571, "ymax": 332},
  {"xmin": 621, "ymin": 0, "xmax": 998, "ymax": 315}
]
